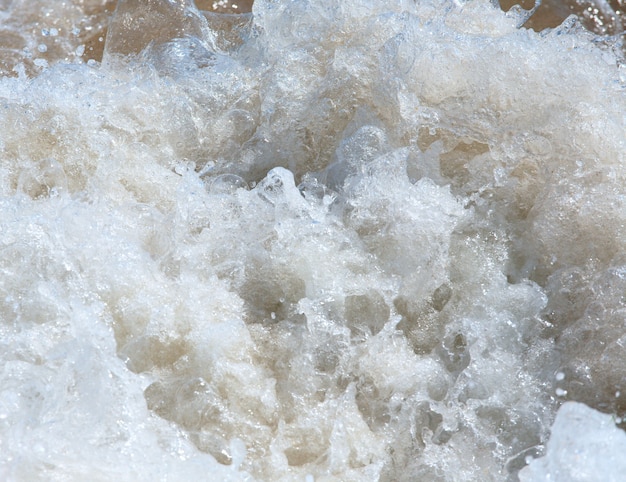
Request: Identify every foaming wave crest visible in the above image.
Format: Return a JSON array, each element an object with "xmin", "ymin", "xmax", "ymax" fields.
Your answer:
[{"xmin": 0, "ymin": 0, "xmax": 625, "ymax": 480}]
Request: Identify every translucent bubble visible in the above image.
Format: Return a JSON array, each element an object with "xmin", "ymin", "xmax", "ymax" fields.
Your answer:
[
  {"xmin": 208, "ymin": 174, "xmax": 248, "ymax": 194},
  {"xmin": 256, "ymin": 167, "xmax": 296, "ymax": 205},
  {"xmin": 298, "ymin": 177, "xmax": 327, "ymax": 203}
]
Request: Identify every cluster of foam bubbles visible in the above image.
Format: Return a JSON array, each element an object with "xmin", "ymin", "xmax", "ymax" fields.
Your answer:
[{"xmin": 1, "ymin": 0, "xmax": 626, "ymax": 480}]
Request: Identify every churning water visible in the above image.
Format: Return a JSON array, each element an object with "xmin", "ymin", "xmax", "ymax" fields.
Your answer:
[{"xmin": 1, "ymin": 0, "xmax": 626, "ymax": 480}]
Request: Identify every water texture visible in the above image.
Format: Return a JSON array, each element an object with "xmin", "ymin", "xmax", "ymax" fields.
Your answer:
[{"xmin": 0, "ymin": 0, "xmax": 625, "ymax": 480}]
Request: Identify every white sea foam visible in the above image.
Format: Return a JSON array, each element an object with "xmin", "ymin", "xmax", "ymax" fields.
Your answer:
[
  {"xmin": 0, "ymin": 0, "xmax": 625, "ymax": 480},
  {"xmin": 520, "ymin": 402, "xmax": 626, "ymax": 481}
]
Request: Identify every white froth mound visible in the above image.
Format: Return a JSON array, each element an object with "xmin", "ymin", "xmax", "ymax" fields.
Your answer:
[{"xmin": 521, "ymin": 402, "xmax": 626, "ymax": 482}]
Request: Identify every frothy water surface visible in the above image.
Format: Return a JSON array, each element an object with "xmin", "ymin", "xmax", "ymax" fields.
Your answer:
[{"xmin": 1, "ymin": 0, "xmax": 626, "ymax": 480}]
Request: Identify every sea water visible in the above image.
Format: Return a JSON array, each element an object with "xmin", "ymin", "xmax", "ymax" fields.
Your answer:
[{"xmin": 0, "ymin": 0, "xmax": 625, "ymax": 480}]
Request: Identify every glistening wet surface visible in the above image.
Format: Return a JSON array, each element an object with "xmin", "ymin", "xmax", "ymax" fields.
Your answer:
[{"xmin": 1, "ymin": 1, "xmax": 626, "ymax": 481}]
